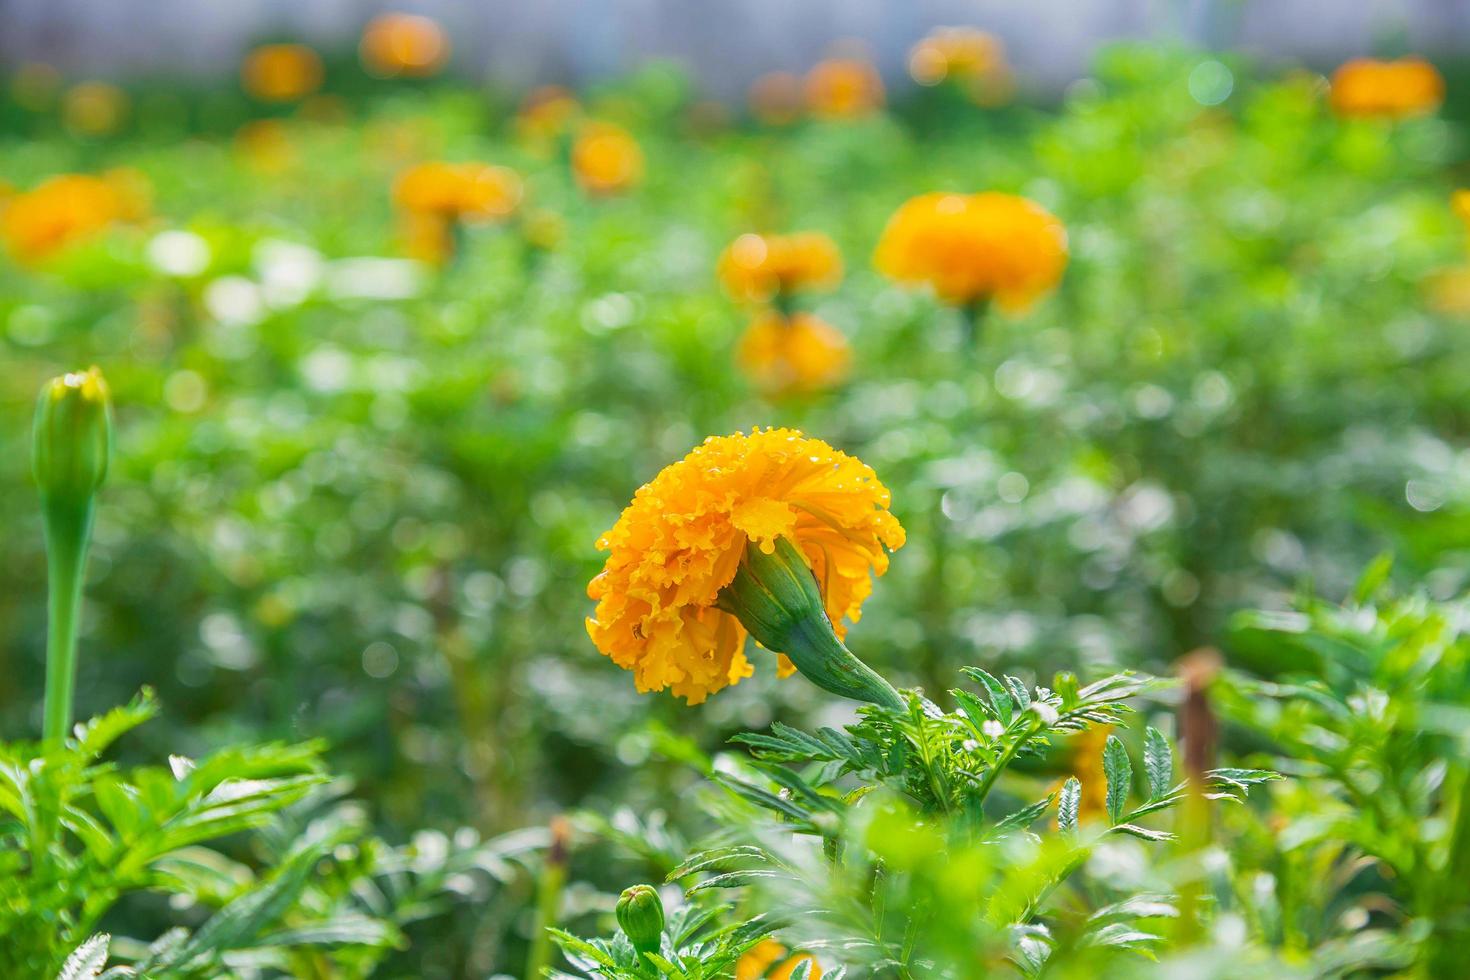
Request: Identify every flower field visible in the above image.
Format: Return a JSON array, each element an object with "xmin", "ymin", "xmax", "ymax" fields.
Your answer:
[{"xmin": 3, "ymin": 24, "xmax": 1470, "ymax": 978}]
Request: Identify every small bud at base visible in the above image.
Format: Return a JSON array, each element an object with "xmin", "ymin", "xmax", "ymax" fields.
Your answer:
[{"xmin": 615, "ymin": 884, "xmax": 664, "ymax": 956}]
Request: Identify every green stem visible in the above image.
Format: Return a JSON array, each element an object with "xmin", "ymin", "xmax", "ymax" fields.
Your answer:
[
  {"xmin": 525, "ymin": 817, "xmax": 569, "ymax": 980},
  {"xmin": 785, "ymin": 617, "xmax": 904, "ymax": 710},
  {"xmin": 42, "ymin": 499, "xmax": 94, "ymax": 742},
  {"xmin": 972, "ymin": 716, "xmax": 1042, "ymax": 809}
]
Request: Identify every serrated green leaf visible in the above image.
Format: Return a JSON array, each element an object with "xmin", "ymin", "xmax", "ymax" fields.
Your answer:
[
  {"xmin": 1103, "ymin": 736, "xmax": 1132, "ymax": 825},
  {"xmin": 1058, "ymin": 777, "xmax": 1082, "ymax": 833},
  {"xmin": 1143, "ymin": 728, "xmax": 1173, "ymax": 801},
  {"xmin": 56, "ymin": 934, "xmax": 110, "ymax": 980},
  {"xmin": 961, "ymin": 668, "xmax": 1012, "ymax": 725}
]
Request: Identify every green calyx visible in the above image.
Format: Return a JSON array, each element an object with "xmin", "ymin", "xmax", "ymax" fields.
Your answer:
[
  {"xmin": 717, "ymin": 536, "xmax": 903, "ymax": 710},
  {"xmin": 615, "ymin": 884, "xmax": 664, "ymax": 956}
]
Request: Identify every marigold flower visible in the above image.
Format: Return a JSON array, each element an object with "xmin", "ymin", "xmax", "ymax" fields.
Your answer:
[
  {"xmin": 1, "ymin": 172, "xmax": 147, "ymax": 266},
  {"xmin": 737, "ymin": 312, "xmax": 851, "ymax": 396},
  {"xmin": 572, "ymin": 122, "xmax": 644, "ymax": 196},
  {"xmin": 874, "ymin": 192, "xmax": 1067, "ymax": 311},
  {"xmin": 241, "ymin": 43, "xmax": 324, "ymax": 102},
  {"xmin": 1329, "ymin": 57, "xmax": 1444, "ymax": 119},
  {"xmin": 805, "ymin": 58, "xmax": 884, "ymax": 119},
  {"xmin": 398, "ymin": 211, "xmax": 454, "ymax": 266},
  {"xmin": 516, "ymin": 85, "xmax": 581, "ymax": 144},
  {"xmin": 360, "ymin": 13, "xmax": 449, "ymax": 79},
  {"xmin": 737, "ymin": 941, "xmax": 823, "ymax": 980},
  {"xmin": 393, "ymin": 162, "xmax": 523, "ymax": 222},
  {"xmin": 748, "ymin": 71, "xmax": 804, "ymax": 125},
  {"xmin": 62, "ymin": 82, "xmax": 128, "ymax": 137},
  {"xmin": 587, "ymin": 429, "xmax": 904, "ymax": 705},
  {"xmin": 908, "ymin": 27, "xmax": 1014, "ymax": 106},
  {"xmin": 718, "ymin": 232, "xmax": 843, "ymax": 304}
]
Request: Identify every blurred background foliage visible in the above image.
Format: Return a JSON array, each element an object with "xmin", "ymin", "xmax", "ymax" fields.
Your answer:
[{"xmin": 4, "ymin": 35, "xmax": 1470, "ymax": 976}]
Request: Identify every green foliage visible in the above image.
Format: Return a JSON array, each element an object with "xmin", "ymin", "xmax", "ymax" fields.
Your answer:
[{"xmin": 0, "ymin": 690, "xmax": 541, "ymax": 977}]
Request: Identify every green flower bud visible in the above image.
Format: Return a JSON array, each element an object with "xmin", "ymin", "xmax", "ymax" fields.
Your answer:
[
  {"xmin": 33, "ymin": 366, "xmax": 112, "ymax": 505},
  {"xmin": 615, "ymin": 884, "xmax": 664, "ymax": 956},
  {"xmin": 717, "ymin": 536, "xmax": 903, "ymax": 710}
]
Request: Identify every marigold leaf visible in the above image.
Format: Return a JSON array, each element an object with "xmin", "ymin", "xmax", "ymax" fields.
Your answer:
[
  {"xmin": 1103, "ymin": 735, "xmax": 1132, "ymax": 825},
  {"xmin": 1143, "ymin": 727, "xmax": 1173, "ymax": 801}
]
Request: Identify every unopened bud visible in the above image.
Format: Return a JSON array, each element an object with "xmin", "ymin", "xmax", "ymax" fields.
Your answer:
[
  {"xmin": 615, "ymin": 884, "xmax": 664, "ymax": 956},
  {"xmin": 33, "ymin": 367, "xmax": 112, "ymax": 505}
]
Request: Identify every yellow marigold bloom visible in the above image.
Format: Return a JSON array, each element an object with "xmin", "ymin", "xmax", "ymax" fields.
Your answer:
[
  {"xmin": 399, "ymin": 211, "xmax": 454, "ymax": 266},
  {"xmin": 241, "ymin": 43, "xmax": 324, "ymax": 102},
  {"xmin": 748, "ymin": 71, "xmax": 804, "ymax": 125},
  {"xmin": 586, "ymin": 429, "xmax": 904, "ymax": 704},
  {"xmin": 1329, "ymin": 57, "xmax": 1444, "ymax": 119},
  {"xmin": 393, "ymin": 162, "xmax": 523, "ymax": 223},
  {"xmin": 805, "ymin": 58, "xmax": 884, "ymax": 119},
  {"xmin": 360, "ymin": 12, "xmax": 449, "ymax": 79},
  {"xmin": 572, "ymin": 122, "xmax": 644, "ymax": 196},
  {"xmin": 737, "ymin": 312, "xmax": 851, "ymax": 396},
  {"xmin": 1, "ymin": 172, "xmax": 146, "ymax": 265},
  {"xmin": 62, "ymin": 81, "xmax": 129, "ymax": 137},
  {"xmin": 874, "ymin": 192, "xmax": 1067, "ymax": 311},
  {"xmin": 737, "ymin": 941, "xmax": 823, "ymax": 980},
  {"xmin": 717, "ymin": 232, "xmax": 843, "ymax": 304}
]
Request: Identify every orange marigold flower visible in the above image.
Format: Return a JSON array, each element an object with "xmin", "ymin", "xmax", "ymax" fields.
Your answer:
[
  {"xmin": 572, "ymin": 122, "xmax": 644, "ymax": 196},
  {"xmin": 586, "ymin": 429, "xmax": 905, "ymax": 704},
  {"xmin": 908, "ymin": 27, "xmax": 1014, "ymax": 106},
  {"xmin": 737, "ymin": 312, "xmax": 851, "ymax": 396},
  {"xmin": 393, "ymin": 162, "xmax": 523, "ymax": 222},
  {"xmin": 874, "ymin": 192, "xmax": 1067, "ymax": 311},
  {"xmin": 62, "ymin": 81, "xmax": 129, "ymax": 137},
  {"xmin": 737, "ymin": 941, "xmax": 823, "ymax": 980},
  {"xmin": 1329, "ymin": 57, "xmax": 1444, "ymax": 119},
  {"xmin": 399, "ymin": 211, "xmax": 454, "ymax": 266},
  {"xmin": 360, "ymin": 13, "xmax": 449, "ymax": 79},
  {"xmin": 805, "ymin": 58, "xmax": 884, "ymax": 119},
  {"xmin": 241, "ymin": 43, "xmax": 324, "ymax": 102},
  {"xmin": 1, "ymin": 171, "xmax": 147, "ymax": 265},
  {"xmin": 717, "ymin": 232, "xmax": 843, "ymax": 303},
  {"xmin": 748, "ymin": 71, "xmax": 804, "ymax": 125}
]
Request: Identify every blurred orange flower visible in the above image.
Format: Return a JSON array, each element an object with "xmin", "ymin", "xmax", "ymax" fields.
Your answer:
[
  {"xmin": 393, "ymin": 162, "xmax": 523, "ymax": 222},
  {"xmin": 1, "ymin": 171, "xmax": 148, "ymax": 265},
  {"xmin": 805, "ymin": 58, "xmax": 884, "ymax": 119},
  {"xmin": 63, "ymin": 82, "xmax": 129, "ymax": 137},
  {"xmin": 718, "ymin": 232, "xmax": 842, "ymax": 304},
  {"xmin": 572, "ymin": 122, "xmax": 644, "ymax": 195},
  {"xmin": 737, "ymin": 311, "xmax": 851, "ymax": 396},
  {"xmin": 874, "ymin": 192, "xmax": 1067, "ymax": 311},
  {"xmin": 241, "ymin": 44, "xmax": 324, "ymax": 102},
  {"xmin": 516, "ymin": 85, "xmax": 581, "ymax": 144},
  {"xmin": 908, "ymin": 27, "xmax": 1014, "ymax": 105},
  {"xmin": 748, "ymin": 71, "xmax": 804, "ymax": 125},
  {"xmin": 398, "ymin": 211, "xmax": 454, "ymax": 266},
  {"xmin": 360, "ymin": 13, "xmax": 450, "ymax": 79},
  {"xmin": 1329, "ymin": 57, "xmax": 1444, "ymax": 119},
  {"xmin": 736, "ymin": 941, "xmax": 823, "ymax": 980}
]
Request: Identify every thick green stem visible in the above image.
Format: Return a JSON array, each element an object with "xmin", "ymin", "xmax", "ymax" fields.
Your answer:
[
  {"xmin": 786, "ymin": 616, "xmax": 904, "ymax": 711},
  {"xmin": 525, "ymin": 816, "xmax": 569, "ymax": 980},
  {"xmin": 42, "ymin": 499, "xmax": 94, "ymax": 742}
]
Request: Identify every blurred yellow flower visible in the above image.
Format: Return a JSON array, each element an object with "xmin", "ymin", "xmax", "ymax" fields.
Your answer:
[
  {"xmin": 63, "ymin": 81, "xmax": 129, "ymax": 137},
  {"xmin": 393, "ymin": 162, "xmax": 524, "ymax": 222},
  {"xmin": 360, "ymin": 13, "xmax": 450, "ymax": 79},
  {"xmin": 874, "ymin": 192, "xmax": 1067, "ymax": 311},
  {"xmin": 572, "ymin": 122, "xmax": 644, "ymax": 195},
  {"xmin": 748, "ymin": 71, "xmax": 804, "ymax": 125},
  {"xmin": 805, "ymin": 58, "xmax": 885, "ymax": 119},
  {"xmin": 736, "ymin": 941, "xmax": 823, "ymax": 980},
  {"xmin": 1453, "ymin": 190, "xmax": 1470, "ymax": 232},
  {"xmin": 1329, "ymin": 57, "xmax": 1444, "ymax": 119},
  {"xmin": 908, "ymin": 27, "xmax": 1014, "ymax": 106},
  {"xmin": 1, "ymin": 171, "xmax": 147, "ymax": 265},
  {"xmin": 586, "ymin": 429, "xmax": 904, "ymax": 704},
  {"xmin": 717, "ymin": 231, "xmax": 843, "ymax": 303},
  {"xmin": 737, "ymin": 312, "xmax": 852, "ymax": 396},
  {"xmin": 241, "ymin": 43, "xmax": 324, "ymax": 102}
]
